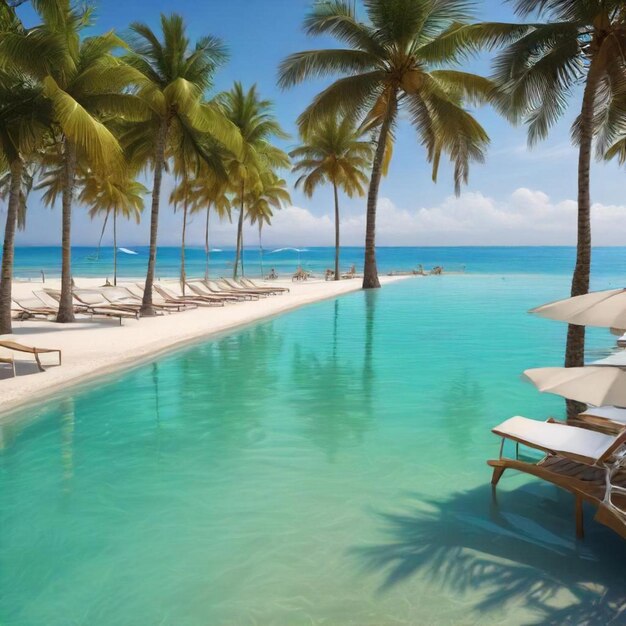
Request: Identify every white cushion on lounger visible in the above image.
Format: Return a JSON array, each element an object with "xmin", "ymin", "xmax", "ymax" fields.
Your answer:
[
  {"xmin": 580, "ymin": 405, "xmax": 626, "ymax": 424},
  {"xmin": 493, "ymin": 416, "xmax": 616, "ymax": 461}
]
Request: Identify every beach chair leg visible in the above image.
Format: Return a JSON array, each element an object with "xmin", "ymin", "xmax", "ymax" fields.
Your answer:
[
  {"xmin": 575, "ymin": 495, "xmax": 584, "ymax": 540},
  {"xmin": 33, "ymin": 351, "xmax": 45, "ymax": 372},
  {"xmin": 491, "ymin": 466, "xmax": 505, "ymax": 487}
]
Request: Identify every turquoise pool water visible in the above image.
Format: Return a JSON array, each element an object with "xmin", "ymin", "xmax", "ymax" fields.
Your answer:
[{"xmin": 2, "ymin": 274, "xmax": 626, "ymax": 625}]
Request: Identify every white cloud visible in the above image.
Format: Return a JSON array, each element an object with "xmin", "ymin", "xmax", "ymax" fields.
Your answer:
[
  {"xmin": 243, "ymin": 188, "xmax": 626, "ymax": 246},
  {"xmin": 12, "ymin": 187, "xmax": 626, "ymax": 247}
]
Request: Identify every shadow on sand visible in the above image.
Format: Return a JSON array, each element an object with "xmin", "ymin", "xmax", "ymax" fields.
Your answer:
[{"xmin": 353, "ymin": 480, "xmax": 626, "ymax": 625}]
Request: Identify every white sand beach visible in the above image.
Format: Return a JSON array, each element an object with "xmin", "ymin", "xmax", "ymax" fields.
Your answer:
[{"xmin": 0, "ymin": 275, "xmax": 408, "ymax": 417}]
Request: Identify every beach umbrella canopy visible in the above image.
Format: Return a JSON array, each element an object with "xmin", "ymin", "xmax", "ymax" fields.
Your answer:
[
  {"xmin": 524, "ymin": 366, "xmax": 626, "ymax": 408},
  {"xmin": 530, "ymin": 289, "xmax": 626, "ymax": 329},
  {"xmin": 269, "ymin": 247, "xmax": 308, "ymax": 265}
]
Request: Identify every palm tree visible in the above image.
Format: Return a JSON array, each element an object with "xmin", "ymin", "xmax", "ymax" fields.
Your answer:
[
  {"xmin": 489, "ymin": 1, "xmax": 626, "ymax": 415},
  {"xmin": 0, "ymin": 1, "xmax": 145, "ymax": 322},
  {"xmin": 170, "ymin": 176, "xmax": 195, "ymax": 294},
  {"xmin": 248, "ymin": 170, "xmax": 291, "ymax": 277},
  {"xmin": 80, "ymin": 174, "xmax": 146, "ymax": 285},
  {"xmin": 168, "ymin": 123, "xmax": 230, "ymax": 294},
  {"xmin": 290, "ymin": 117, "xmax": 372, "ymax": 280},
  {"xmin": 279, "ymin": 0, "xmax": 494, "ymax": 289},
  {"xmin": 219, "ymin": 82, "xmax": 289, "ymax": 279},
  {"xmin": 0, "ymin": 75, "xmax": 49, "ymax": 334},
  {"xmin": 123, "ymin": 14, "xmax": 241, "ymax": 315},
  {"xmin": 193, "ymin": 176, "xmax": 231, "ymax": 281}
]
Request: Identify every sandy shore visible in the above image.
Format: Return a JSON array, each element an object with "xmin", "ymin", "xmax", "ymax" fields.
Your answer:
[{"xmin": 0, "ymin": 275, "xmax": 409, "ymax": 418}]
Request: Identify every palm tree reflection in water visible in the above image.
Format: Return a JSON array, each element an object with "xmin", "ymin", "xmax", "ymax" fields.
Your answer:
[{"xmin": 292, "ymin": 292, "xmax": 377, "ymax": 461}]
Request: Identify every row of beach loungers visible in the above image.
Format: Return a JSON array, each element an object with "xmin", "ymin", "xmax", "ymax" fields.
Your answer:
[
  {"xmin": 11, "ymin": 278, "xmax": 289, "ymax": 326},
  {"xmin": 3, "ymin": 278, "xmax": 289, "ymax": 376}
]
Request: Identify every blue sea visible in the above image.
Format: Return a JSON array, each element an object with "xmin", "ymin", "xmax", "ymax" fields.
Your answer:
[
  {"xmin": 9, "ymin": 244, "xmax": 626, "ymax": 282},
  {"xmin": 2, "ymin": 247, "xmax": 626, "ymax": 624}
]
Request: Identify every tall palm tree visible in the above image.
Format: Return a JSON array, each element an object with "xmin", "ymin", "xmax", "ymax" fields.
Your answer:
[
  {"xmin": 279, "ymin": 0, "xmax": 494, "ymax": 289},
  {"xmin": 0, "ymin": 72, "xmax": 49, "ymax": 334},
  {"xmin": 219, "ymin": 82, "xmax": 289, "ymax": 279},
  {"xmin": 290, "ymin": 117, "xmax": 372, "ymax": 280},
  {"xmin": 489, "ymin": 1, "xmax": 626, "ymax": 415},
  {"xmin": 192, "ymin": 176, "xmax": 231, "ymax": 281},
  {"xmin": 170, "ymin": 175, "xmax": 195, "ymax": 294},
  {"xmin": 0, "ymin": 1, "xmax": 145, "ymax": 322},
  {"xmin": 248, "ymin": 170, "xmax": 291, "ymax": 277},
  {"xmin": 123, "ymin": 13, "xmax": 241, "ymax": 315},
  {"xmin": 80, "ymin": 174, "xmax": 146, "ymax": 285},
  {"xmin": 168, "ymin": 123, "xmax": 229, "ymax": 294}
]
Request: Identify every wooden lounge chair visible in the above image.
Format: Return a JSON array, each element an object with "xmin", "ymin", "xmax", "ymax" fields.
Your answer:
[
  {"xmin": 233, "ymin": 278, "xmax": 280, "ymax": 295},
  {"xmin": 0, "ymin": 351, "xmax": 15, "ymax": 376},
  {"xmin": 12, "ymin": 296, "xmax": 57, "ymax": 320},
  {"xmin": 97, "ymin": 286, "xmax": 190, "ymax": 314},
  {"xmin": 576, "ymin": 406, "xmax": 626, "ymax": 434},
  {"xmin": 489, "ymin": 415, "xmax": 626, "ymax": 539},
  {"xmin": 73, "ymin": 289, "xmax": 141, "ymax": 315},
  {"xmin": 0, "ymin": 340, "xmax": 61, "ymax": 372},
  {"xmin": 341, "ymin": 265, "xmax": 356, "ymax": 279},
  {"xmin": 186, "ymin": 282, "xmax": 241, "ymax": 303},
  {"xmin": 202, "ymin": 280, "xmax": 258, "ymax": 300},
  {"xmin": 127, "ymin": 285, "xmax": 198, "ymax": 311},
  {"xmin": 43, "ymin": 289, "xmax": 138, "ymax": 325},
  {"xmin": 152, "ymin": 284, "xmax": 225, "ymax": 307},
  {"xmin": 216, "ymin": 279, "xmax": 270, "ymax": 297},
  {"xmin": 239, "ymin": 277, "xmax": 289, "ymax": 294}
]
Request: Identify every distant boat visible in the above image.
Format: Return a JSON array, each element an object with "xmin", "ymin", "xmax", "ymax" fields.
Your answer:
[
  {"xmin": 211, "ymin": 248, "xmax": 223, "ymax": 252},
  {"xmin": 118, "ymin": 248, "xmax": 138, "ymax": 255}
]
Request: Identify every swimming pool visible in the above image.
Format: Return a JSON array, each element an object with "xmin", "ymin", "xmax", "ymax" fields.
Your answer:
[{"xmin": 2, "ymin": 275, "xmax": 626, "ymax": 625}]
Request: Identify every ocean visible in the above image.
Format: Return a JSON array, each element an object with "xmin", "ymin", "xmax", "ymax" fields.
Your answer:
[{"xmin": 9, "ymin": 245, "xmax": 626, "ymax": 284}]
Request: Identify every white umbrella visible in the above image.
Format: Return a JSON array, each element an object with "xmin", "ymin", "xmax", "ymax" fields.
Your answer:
[
  {"xmin": 524, "ymin": 366, "xmax": 626, "ymax": 408},
  {"xmin": 530, "ymin": 288, "xmax": 626, "ymax": 329},
  {"xmin": 269, "ymin": 247, "xmax": 309, "ymax": 265}
]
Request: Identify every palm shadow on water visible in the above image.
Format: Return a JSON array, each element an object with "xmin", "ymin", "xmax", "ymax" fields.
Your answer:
[{"xmin": 352, "ymin": 481, "xmax": 626, "ymax": 625}]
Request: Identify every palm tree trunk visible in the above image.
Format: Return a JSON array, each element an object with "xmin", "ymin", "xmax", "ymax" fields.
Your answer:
[
  {"xmin": 96, "ymin": 211, "xmax": 109, "ymax": 260},
  {"xmin": 180, "ymin": 200, "xmax": 188, "ymax": 296},
  {"xmin": 0, "ymin": 158, "xmax": 24, "ymax": 335},
  {"xmin": 565, "ymin": 66, "xmax": 598, "ymax": 419},
  {"xmin": 113, "ymin": 209, "xmax": 117, "ymax": 286},
  {"xmin": 333, "ymin": 180, "xmax": 340, "ymax": 281},
  {"xmin": 57, "ymin": 139, "xmax": 76, "ymax": 323},
  {"xmin": 363, "ymin": 95, "xmax": 396, "ymax": 289},
  {"xmin": 204, "ymin": 205, "xmax": 210, "ymax": 281},
  {"xmin": 234, "ymin": 182, "xmax": 244, "ymax": 279},
  {"xmin": 141, "ymin": 118, "xmax": 168, "ymax": 316},
  {"xmin": 259, "ymin": 224, "xmax": 264, "ymax": 278},
  {"xmin": 241, "ymin": 226, "xmax": 245, "ymax": 277}
]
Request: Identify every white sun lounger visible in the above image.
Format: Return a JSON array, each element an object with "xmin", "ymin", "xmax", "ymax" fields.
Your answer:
[
  {"xmin": 489, "ymin": 415, "xmax": 626, "ymax": 538},
  {"xmin": 580, "ymin": 406, "xmax": 626, "ymax": 423},
  {"xmin": 492, "ymin": 416, "xmax": 622, "ymax": 465}
]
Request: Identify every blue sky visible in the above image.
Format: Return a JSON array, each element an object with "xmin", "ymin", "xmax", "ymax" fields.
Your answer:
[{"xmin": 11, "ymin": 0, "xmax": 626, "ymax": 247}]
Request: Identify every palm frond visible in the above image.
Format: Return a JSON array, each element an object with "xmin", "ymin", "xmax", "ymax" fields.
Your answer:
[{"xmin": 278, "ymin": 49, "xmax": 379, "ymax": 89}]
